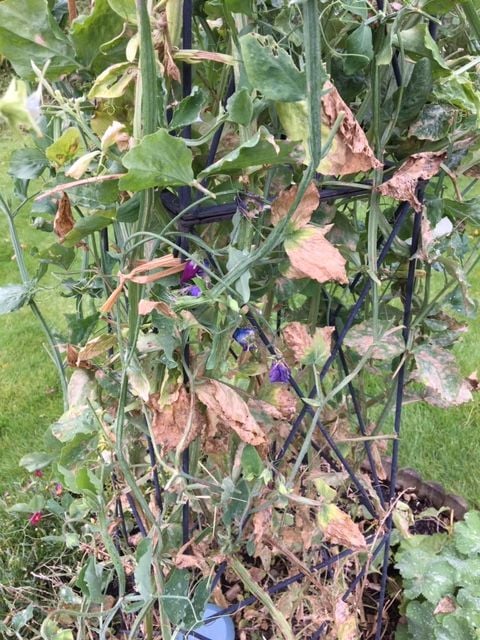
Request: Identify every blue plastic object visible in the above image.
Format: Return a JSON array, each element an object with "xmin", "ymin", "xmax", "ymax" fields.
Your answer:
[{"xmin": 176, "ymin": 603, "xmax": 235, "ymax": 640}]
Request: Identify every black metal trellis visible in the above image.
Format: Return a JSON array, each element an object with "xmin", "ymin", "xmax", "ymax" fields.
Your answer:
[{"xmin": 130, "ymin": 3, "xmax": 438, "ymax": 638}]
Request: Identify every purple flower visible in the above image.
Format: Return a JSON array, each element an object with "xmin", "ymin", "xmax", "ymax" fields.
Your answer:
[
  {"xmin": 180, "ymin": 261, "xmax": 202, "ymax": 284},
  {"xmin": 233, "ymin": 327, "xmax": 256, "ymax": 351},
  {"xmin": 186, "ymin": 284, "xmax": 202, "ymax": 297},
  {"xmin": 269, "ymin": 361, "xmax": 290, "ymax": 384},
  {"xmin": 29, "ymin": 512, "xmax": 43, "ymax": 527}
]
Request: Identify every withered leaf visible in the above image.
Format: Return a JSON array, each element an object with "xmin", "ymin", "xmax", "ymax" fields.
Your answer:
[
  {"xmin": 271, "ymin": 182, "xmax": 319, "ymax": 229},
  {"xmin": 54, "ymin": 192, "xmax": 75, "ymax": 241},
  {"xmin": 138, "ymin": 299, "xmax": 177, "ymax": 318},
  {"xmin": 321, "ymin": 81, "xmax": 382, "ymax": 175},
  {"xmin": 334, "ymin": 600, "xmax": 358, "ymax": 640},
  {"xmin": 378, "ymin": 152, "xmax": 447, "ymax": 212},
  {"xmin": 196, "ymin": 379, "xmax": 266, "ymax": 446},
  {"xmin": 284, "ymin": 225, "xmax": 348, "ymax": 285},
  {"xmin": 76, "ymin": 334, "xmax": 116, "ymax": 365},
  {"xmin": 434, "ymin": 595, "xmax": 456, "ymax": 615},
  {"xmin": 282, "ymin": 321, "xmax": 312, "ymax": 362},
  {"xmin": 317, "ymin": 503, "xmax": 367, "ymax": 550},
  {"xmin": 149, "ymin": 386, "xmax": 200, "ymax": 452}
]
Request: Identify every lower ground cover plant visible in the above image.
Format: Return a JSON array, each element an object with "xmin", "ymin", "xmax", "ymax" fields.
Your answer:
[{"xmin": 2, "ymin": 0, "xmax": 480, "ymax": 638}]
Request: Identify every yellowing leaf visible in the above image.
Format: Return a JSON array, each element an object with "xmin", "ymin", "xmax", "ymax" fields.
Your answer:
[
  {"xmin": 46, "ymin": 127, "xmax": 83, "ymax": 168},
  {"xmin": 277, "ymin": 81, "xmax": 381, "ymax": 176},
  {"xmin": 88, "ymin": 62, "xmax": 137, "ymax": 100},
  {"xmin": 271, "ymin": 182, "xmax": 319, "ymax": 229},
  {"xmin": 284, "ymin": 226, "xmax": 348, "ymax": 285},
  {"xmin": 196, "ymin": 380, "xmax": 266, "ymax": 446},
  {"xmin": 378, "ymin": 152, "xmax": 446, "ymax": 211},
  {"xmin": 76, "ymin": 334, "xmax": 116, "ymax": 364},
  {"xmin": 317, "ymin": 503, "xmax": 367, "ymax": 550}
]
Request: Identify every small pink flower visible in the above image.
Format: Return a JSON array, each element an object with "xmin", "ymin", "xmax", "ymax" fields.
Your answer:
[
  {"xmin": 29, "ymin": 512, "xmax": 43, "ymax": 527},
  {"xmin": 54, "ymin": 483, "xmax": 63, "ymax": 496},
  {"xmin": 33, "ymin": 469, "xmax": 43, "ymax": 478}
]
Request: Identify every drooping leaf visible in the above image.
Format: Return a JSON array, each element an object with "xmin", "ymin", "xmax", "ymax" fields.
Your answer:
[
  {"xmin": 9, "ymin": 148, "xmax": 48, "ymax": 180},
  {"xmin": 344, "ymin": 24, "xmax": 373, "ymax": 75},
  {"xmin": 414, "ymin": 343, "xmax": 472, "ymax": 407},
  {"xmin": 198, "ymin": 126, "xmax": 297, "ymax": 178},
  {"xmin": 45, "ymin": 127, "xmax": 83, "ymax": 169},
  {"xmin": 196, "ymin": 380, "xmax": 267, "ymax": 446},
  {"xmin": 88, "ymin": 62, "xmax": 137, "ymax": 99},
  {"xmin": 284, "ymin": 225, "xmax": 348, "ymax": 285},
  {"xmin": 0, "ymin": 0, "xmax": 76, "ymax": 80},
  {"xmin": 71, "ymin": 0, "xmax": 124, "ymax": 71},
  {"xmin": 0, "ymin": 283, "xmax": 31, "ymax": 314},
  {"xmin": 227, "ymin": 88, "xmax": 254, "ymax": 126},
  {"xmin": 277, "ymin": 82, "xmax": 381, "ymax": 175},
  {"xmin": 317, "ymin": 503, "xmax": 367, "ymax": 550},
  {"xmin": 271, "ymin": 182, "xmax": 320, "ymax": 230},
  {"xmin": 169, "ymin": 87, "xmax": 206, "ymax": 130},
  {"xmin": 377, "ymin": 152, "xmax": 446, "ymax": 212},
  {"xmin": 240, "ymin": 33, "xmax": 306, "ymax": 102},
  {"xmin": 119, "ymin": 129, "xmax": 194, "ymax": 191}
]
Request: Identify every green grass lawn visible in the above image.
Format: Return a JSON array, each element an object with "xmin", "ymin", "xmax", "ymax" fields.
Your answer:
[{"xmin": 0, "ymin": 132, "xmax": 479, "ymax": 506}]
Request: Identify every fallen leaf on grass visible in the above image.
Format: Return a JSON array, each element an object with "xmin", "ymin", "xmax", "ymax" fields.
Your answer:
[
  {"xmin": 149, "ymin": 386, "xmax": 201, "ymax": 452},
  {"xmin": 317, "ymin": 503, "xmax": 367, "ymax": 550},
  {"xmin": 54, "ymin": 192, "xmax": 75, "ymax": 241},
  {"xmin": 271, "ymin": 182, "xmax": 319, "ymax": 229},
  {"xmin": 378, "ymin": 152, "xmax": 447, "ymax": 212},
  {"xmin": 284, "ymin": 225, "xmax": 348, "ymax": 284},
  {"xmin": 196, "ymin": 379, "xmax": 266, "ymax": 446}
]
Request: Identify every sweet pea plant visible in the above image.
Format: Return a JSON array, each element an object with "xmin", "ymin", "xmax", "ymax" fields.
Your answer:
[{"xmin": 1, "ymin": 0, "xmax": 480, "ymax": 638}]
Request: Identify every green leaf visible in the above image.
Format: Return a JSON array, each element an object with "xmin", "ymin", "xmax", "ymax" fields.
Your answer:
[
  {"xmin": 51, "ymin": 406, "xmax": 97, "ymax": 442},
  {"xmin": 117, "ymin": 192, "xmax": 140, "ymax": 222},
  {"xmin": 409, "ymin": 103, "xmax": 456, "ymax": 140},
  {"xmin": 225, "ymin": 0, "xmax": 253, "ymax": 15},
  {"xmin": 11, "ymin": 604, "xmax": 34, "ymax": 632},
  {"xmin": 19, "ymin": 451, "xmax": 53, "ymax": 472},
  {"xmin": 119, "ymin": 129, "xmax": 194, "ymax": 191},
  {"xmin": 405, "ymin": 601, "xmax": 437, "ymax": 640},
  {"xmin": 344, "ymin": 24, "xmax": 373, "ymax": 75},
  {"xmin": 88, "ymin": 62, "xmax": 136, "ymax": 99},
  {"xmin": 227, "ymin": 246, "xmax": 251, "ymax": 303},
  {"xmin": 163, "ymin": 568, "xmax": 190, "ymax": 626},
  {"xmin": 396, "ymin": 59, "xmax": 433, "ymax": 128},
  {"xmin": 77, "ymin": 556, "xmax": 105, "ymax": 604},
  {"xmin": 9, "ymin": 148, "xmax": 48, "ymax": 180},
  {"xmin": 107, "ymin": 0, "xmax": 136, "ymax": 22},
  {"xmin": 0, "ymin": 0, "xmax": 76, "ymax": 80},
  {"xmin": 199, "ymin": 126, "xmax": 296, "ymax": 178},
  {"xmin": 0, "ymin": 283, "xmax": 31, "ymax": 314},
  {"xmin": 135, "ymin": 538, "xmax": 153, "ymax": 601},
  {"xmin": 71, "ymin": 0, "xmax": 124, "ymax": 71},
  {"xmin": 241, "ymin": 444, "xmax": 264, "ymax": 480},
  {"xmin": 38, "ymin": 243, "xmax": 75, "ymax": 269},
  {"xmin": 444, "ymin": 198, "xmax": 480, "ymax": 227},
  {"xmin": 40, "ymin": 619, "xmax": 74, "ymax": 640},
  {"xmin": 45, "ymin": 127, "xmax": 83, "ymax": 168},
  {"xmin": 433, "ymin": 75, "xmax": 480, "ymax": 122},
  {"xmin": 63, "ymin": 211, "xmax": 116, "ymax": 247},
  {"xmin": 455, "ymin": 511, "xmax": 480, "ymax": 555},
  {"xmin": 240, "ymin": 33, "xmax": 306, "ymax": 102},
  {"xmin": 170, "ymin": 87, "xmax": 206, "ymax": 130},
  {"xmin": 393, "ymin": 24, "xmax": 449, "ymax": 74},
  {"xmin": 227, "ymin": 88, "xmax": 254, "ymax": 126}
]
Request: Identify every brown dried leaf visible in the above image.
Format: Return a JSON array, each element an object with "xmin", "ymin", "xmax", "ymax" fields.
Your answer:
[
  {"xmin": 76, "ymin": 334, "xmax": 116, "ymax": 364},
  {"xmin": 285, "ymin": 225, "xmax": 348, "ymax": 284},
  {"xmin": 138, "ymin": 299, "xmax": 177, "ymax": 318},
  {"xmin": 253, "ymin": 506, "xmax": 272, "ymax": 548},
  {"xmin": 333, "ymin": 600, "xmax": 358, "ymax": 640},
  {"xmin": 54, "ymin": 192, "xmax": 75, "ymax": 241},
  {"xmin": 283, "ymin": 321, "xmax": 312, "ymax": 361},
  {"xmin": 434, "ymin": 595, "xmax": 456, "ymax": 615},
  {"xmin": 377, "ymin": 152, "xmax": 447, "ymax": 212},
  {"xmin": 317, "ymin": 503, "xmax": 367, "ymax": 550},
  {"xmin": 271, "ymin": 182, "xmax": 320, "ymax": 229},
  {"xmin": 321, "ymin": 81, "xmax": 382, "ymax": 175},
  {"xmin": 149, "ymin": 386, "xmax": 201, "ymax": 452},
  {"xmin": 196, "ymin": 380, "xmax": 266, "ymax": 446}
]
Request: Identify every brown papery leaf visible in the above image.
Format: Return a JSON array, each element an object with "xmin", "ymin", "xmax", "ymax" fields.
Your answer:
[
  {"xmin": 54, "ymin": 192, "xmax": 75, "ymax": 241},
  {"xmin": 284, "ymin": 225, "xmax": 348, "ymax": 285},
  {"xmin": 271, "ymin": 182, "xmax": 319, "ymax": 229},
  {"xmin": 334, "ymin": 600, "xmax": 358, "ymax": 640},
  {"xmin": 317, "ymin": 503, "xmax": 367, "ymax": 550},
  {"xmin": 149, "ymin": 386, "xmax": 201, "ymax": 452},
  {"xmin": 321, "ymin": 81, "xmax": 382, "ymax": 175},
  {"xmin": 138, "ymin": 299, "xmax": 177, "ymax": 318},
  {"xmin": 283, "ymin": 321, "xmax": 312, "ymax": 361},
  {"xmin": 378, "ymin": 152, "xmax": 447, "ymax": 212},
  {"xmin": 434, "ymin": 595, "xmax": 456, "ymax": 615},
  {"xmin": 196, "ymin": 380, "xmax": 266, "ymax": 446}
]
